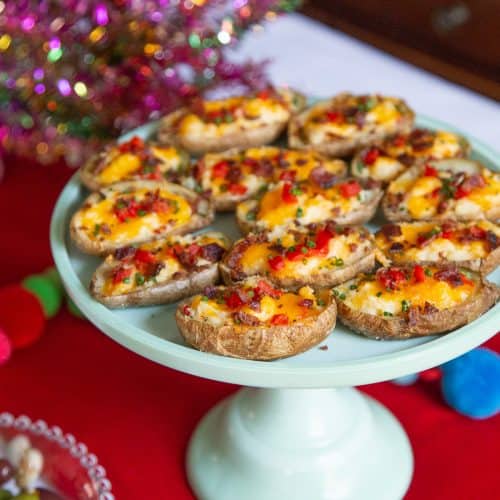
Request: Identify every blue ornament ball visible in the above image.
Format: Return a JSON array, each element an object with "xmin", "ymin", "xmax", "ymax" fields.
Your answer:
[{"xmin": 441, "ymin": 348, "xmax": 500, "ymax": 419}]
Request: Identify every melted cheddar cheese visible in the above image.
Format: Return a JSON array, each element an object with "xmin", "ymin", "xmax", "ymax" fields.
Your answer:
[
  {"xmin": 76, "ymin": 186, "xmax": 192, "ymax": 245},
  {"xmin": 335, "ymin": 268, "xmax": 476, "ymax": 316}
]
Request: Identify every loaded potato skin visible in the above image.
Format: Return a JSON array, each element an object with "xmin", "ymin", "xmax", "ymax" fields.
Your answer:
[
  {"xmin": 158, "ymin": 87, "xmax": 306, "ymax": 155},
  {"xmin": 351, "ymin": 129, "xmax": 470, "ymax": 184},
  {"xmin": 176, "ymin": 277, "xmax": 336, "ymax": 360},
  {"xmin": 375, "ymin": 221, "xmax": 500, "ymax": 275},
  {"xmin": 289, "ymin": 93, "xmax": 415, "ymax": 157},
  {"xmin": 70, "ymin": 180, "xmax": 214, "ymax": 255},
  {"xmin": 80, "ymin": 135, "xmax": 189, "ymax": 190},
  {"xmin": 185, "ymin": 146, "xmax": 347, "ymax": 212},
  {"xmin": 220, "ymin": 223, "xmax": 375, "ymax": 289},
  {"xmin": 90, "ymin": 232, "xmax": 230, "ymax": 308},
  {"xmin": 334, "ymin": 264, "xmax": 499, "ymax": 339}
]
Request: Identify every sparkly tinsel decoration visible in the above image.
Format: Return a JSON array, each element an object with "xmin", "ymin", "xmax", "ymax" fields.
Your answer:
[{"xmin": 0, "ymin": 1, "xmax": 300, "ymax": 165}]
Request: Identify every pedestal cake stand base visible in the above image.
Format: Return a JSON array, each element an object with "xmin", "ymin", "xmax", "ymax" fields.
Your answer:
[{"xmin": 187, "ymin": 387, "xmax": 413, "ymax": 500}]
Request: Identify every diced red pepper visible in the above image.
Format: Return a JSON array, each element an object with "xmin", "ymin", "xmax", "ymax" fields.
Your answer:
[
  {"xmin": 314, "ymin": 228, "xmax": 334, "ymax": 254},
  {"xmin": 279, "ymin": 170, "xmax": 296, "ymax": 182},
  {"xmin": 112, "ymin": 266, "xmax": 133, "ymax": 285},
  {"xmin": 281, "ymin": 182, "xmax": 298, "ymax": 204},
  {"xmin": 454, "ymin": 187, "xmax": 470, "ymax": 199},
  {"xmin": 339, "ymin": 180, "xmax": 361, "ymax": 198},
  {"xmin": 268, "ymin": 255, "xmax": 285, "ymax": 272},
  {"xmin": 225, "ymin": 292, "xmax": 245, "ymax": 309},
  {"xmin": 286, "ymin": 245, "xmax": 306, "ymax": 261},
  {"xmin": 119, "ymin": 136, "xmax": 144, "ymax": 153},
  {"xmin": 134, "ymin": 249, "xmax": 156, "ymax": 264},
  {"xmin": 424, "ymin": 165, "xmax": 438, "ymax": 177},
  {"xmin": 413, "ymin": 265, "xmax": 426, "ymax": 283},
  {"xmin": 441, "ymin": 229, "xmax": 454, "ymax": 239},
  {"xmin": 363, "ymin": 148, "xmax": 380, "ymax": 165},
  {"xmin": 255, "ymin": 279, "xmax": 282, "ymax": 298},
  {"xmin": 114, "ymin": 199, "xmax": 139, "ymax": 222},
  {"xmin": 229, "ymin": 183, "xmax": 248, "ymax": 195},
  {"xmin": 270, "ymin": 314, "xmax": 288, "ymax": 326},
  {"xmin": 212, "ymin": 161, "xmax": 230, "ymax": 179},
  {"xmin": 257, "ymin": 89, "xmax": 270, "ymax": 100},
  {"xmin": 152, "ymin": 199, "xmax": 170, "ymax": 213},
  {"xmin": 182, "ymin": 304, "xmax": 192, "ymax": 316},
  {"xmin": 326, "ymin": 111, "xmax": 342, "ymax": 122}
]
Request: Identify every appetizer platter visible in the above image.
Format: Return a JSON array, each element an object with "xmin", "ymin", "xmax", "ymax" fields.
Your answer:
[{"xmin": 51, "ymin": 90, "xmax": 500, "ymax": 500}]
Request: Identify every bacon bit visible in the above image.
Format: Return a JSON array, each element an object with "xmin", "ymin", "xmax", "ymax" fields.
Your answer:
[
  {"xmin": 468, "ymin": 226, "xmax": 487, "ymax": 240},
  {"xmin": 397, "ymin": 153, "xmax": 415, "ymax": 167},
  {"xmin": 152, "ymin": 198, "xmax": 170, "ymax": 214},
  {"xmin": 377, "ymin": 267, "xmax": 407, "ymax": 290},
  {"xmin": 392, "ymin": 135, "xmax": 407, "ymax": 147},
  {"xmin": 319, "ymin": 345, "xmax": 329, "ymax": 351},
  {"xmin": 233, "ymin": 311, "xmax": 261, "ymax": 326},
  {"xmin": 309, "ymin": 166, "xmax": 337, "ymax": 189},
  {"xmin": 182, "ymin": 304, "xmax": 192, "ymax": 316},
  {"xmin": 268, "ymin": 255, "xmax": 285, "ymax": 271},
  {"xmin": 434, "ymin": 269, "xmax": 469, "ymax": 287},
  {"xmin": 100, "ymin": 223, "xmax": 111, "ymax": 235},
  {"xmin": 413, "ymin": 265, "xmax": 426, "ymax": 283},
  {"xmin": 338, "ymin": 180, "xmax": 361, "ymax": 198},
  {"xmin": 423, "ymin": 302, "xmax": 439, "ymax": 314},
  {"xmin": 114, "ymin": 246, "xmax": 136, "ymax": 261},
  {"xmin": 486, "ymin": 231, "xmax": 499, "ymax": 250},
  {"xmin": 381, "ymin": 224, "xmax": 402, "ymax": 239},
  {"xmin": 212, "ymin": 161, "xmax": 230, "ymax": 179},
  {"xmin": 112, "ymin": 266, "xmax": 133, "ymax": 285},
  {"xmin": 256, "ymin": 279, "xmax": 282, "ymax": 299},
  {"xmin": 460, "ymin": 174, "xmax": 485, "ymax": 192},
  {"xmin": 134, "ymin": 249, "xmax": 156, "ymax": 264},
  {"xmin": 389, "ymin": 242, "xmax": 404, "ymax": 253},
  {"xmin": 363, "ymin": 148, "xmax": 380, "ymax": 165},
  {"xmin": 326, "ymin": 111, "xmax": 342, "ymax": 122},
  {"xmin": 114, "ymin": 198, "xmax": 139, "ymax": 222},
  {"xmin": 281, "ymin": 182, "xmax": 298, "ymax": 204},
  {"xmin": 201, "ymin": 243, "xmax": 225, "ymax": 263},
  {"xmin": 299, "ymin": 299, "xmax": 313, "ymax": 308},
  {"xmin": 270, "ymin": 314, "xmax": 288, "ymax": 326},
  {"xmin": 229, "ymin": 183, "xmax": 248, "ymax": 195},
  {"xmin": 423, "ymin": 164, "xmax": 438, "ymax": 177}
]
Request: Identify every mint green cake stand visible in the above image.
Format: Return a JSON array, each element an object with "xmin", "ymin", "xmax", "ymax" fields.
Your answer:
[{"xmin": 51, "ymin": 116, "xmax": 499, "ymax": 500}]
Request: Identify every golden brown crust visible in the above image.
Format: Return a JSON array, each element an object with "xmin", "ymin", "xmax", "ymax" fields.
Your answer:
[
  {"xmin": 336, "ymin": 278, "xmax": 499, "ymax": 340},
  {"xmin": 288, "ymin": 93, "xmax": 415, "ymax": 157},
  {"xmin": 70, "ymin": 180, "xmax": 214, "ymax": 255},
  {"xmin": 90, "ymin": 264, "xmax": 220, "ymax": 308},
  {"xmin": 175, "ymin": 298, "xmax": 337, "ymax": 360}
]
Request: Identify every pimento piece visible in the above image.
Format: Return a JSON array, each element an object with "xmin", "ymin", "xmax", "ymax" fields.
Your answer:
[
  {"xmin": 225, "ymin": 291, "xmax": 245, "ymax": 309},
  {"xmin": 112, "ymin": 266, "xmax": 133, "ymax": 285},
  {"xmin": 268, "ymin": 255, "xmax": 285, "ymax": 272},
  {"xmin": 212, "ymin": 161, "xmax": 230, "ymax": 179},
  {"xmin": 182, "ymin": 304, "xmax": 192, "ymax": 316},
  {"xmin": 392, "ymin": 135, "xmax": 406, "ymax": 147},
  {"xmin": 270, "ymin": 314, "xmax": 288, "ymax": 325},
  {"xmin": 228, "ymin": 184, "xmax": 248, "ymax": 195},
  {"xmin": 377, "ymin": 267, "xmax": 407, "ymax": 290},
  {"xmin": 339, "ymin": 180, "xmax": 361, "ymax": 198},
  {"xmin": 314, "ymin": 228, "xmax": 334, "ymax": 255},
  {"xmin": 134, "ymin": 249, "xmax": 156, "ymax": 264},
  {"xmin": 279, "ymin": 170, "xmax": 297, "ymax": 182},
  {"xmin": 119, "ymin": 136, "xmax": 144, "ymax": 153},
  {"xmin": 413, "ymin": 265, "xmax": 426, "ymax": 283},
  {"xmin": 363, "ymin": 148, "xmax": 380, "ymax": 165},
  {"xmin": 255, "ymin": 279, "xmax": 282, "ymax": 299},
  {"xmin": 423, "ymin": 165, "xmax": 438, "ymax": 177},
  {"xmin": 281, "ymin": 182, "xmax": 298, "ymax": 204},
  {"xmin": 326, "ymin": 111, "xmax": 342, "ymax": 122}
]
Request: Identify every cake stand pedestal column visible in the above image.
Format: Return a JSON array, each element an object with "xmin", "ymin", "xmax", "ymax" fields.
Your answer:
[{"xmin": 187, "ymin": 386, "xmax": 413, "ymax": 500}]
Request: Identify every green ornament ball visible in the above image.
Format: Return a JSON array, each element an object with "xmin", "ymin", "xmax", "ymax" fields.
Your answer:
[{"xmin": 22, "ymin": 274, "xmax": 63, "ymax": 319}]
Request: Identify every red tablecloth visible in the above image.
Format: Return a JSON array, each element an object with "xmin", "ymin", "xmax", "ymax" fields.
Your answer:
[{"xmin": 0, "ymin": 156, "xmax": 498, "ymax": 500}]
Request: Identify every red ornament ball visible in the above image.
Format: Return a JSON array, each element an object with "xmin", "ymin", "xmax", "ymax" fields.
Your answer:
[
  {"xmin": 0, "ymin": 327, "xmax": 12, "ymax": 365},
  {"xmin": 0, "ymin": 284, "xmax": 45, "ymax": 349}
]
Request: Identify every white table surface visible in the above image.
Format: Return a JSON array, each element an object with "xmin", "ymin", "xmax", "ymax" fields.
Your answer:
[{"xmin": 230, "ymin": 13, "xmax": 500, "ymax": 148}]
